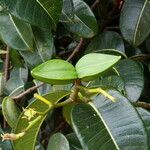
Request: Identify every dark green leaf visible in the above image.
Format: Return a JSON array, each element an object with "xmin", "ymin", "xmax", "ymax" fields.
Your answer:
[
  {"xmin": 47, "ymin": 133, "xmax": 69, "ymax": 150},
  {"xmin": 88, "ymin": 75, "xmax": 125, "ymax": 93},
  {"xmin": 66, "ymin": 133, "xmax": 82, "ymax": 150},
  {"xmin": 120, "ymin": 0, "xmax": 150, "ymax": 46},
  {"xmin": 64, "ymin": 0, "xmax": 98, "ymax": 38},
  {"xmin": 33, "ymin": 80, "xmax": 52, "ymax": 95},
  {"xmin": 31, "ymin": 59, "xmax": 78, "ymax": 85},
  {"xmin": 86, "ymin": 31, "xmax": 125, "ymax": 54},
  {"xmin": 0, "ymin": 11, "xmax": 33, "ymax": 50},
  {"xmin": 32, "ymin": 27, "xmax": 54, "ymax": 62},
  {"xmin": 60, "ymin": 0, "xmax": 74, "ymax": 22},
  {"xmin": 137, "ymin": 108, "xmax": 150, "ymax": 146},
  {"xmin": 71, "ymin": 103, "xmax": 118, "ymax": 150},
  {"xmin": 92, "ymin": 90, "xmax": 148, "ymax": 149},
  {"xmin": 75, "ymin": 53, "xmax": 121, "ymax": 81},
  {"xmin": 0, "ymin": 0, "xmax": 63, "ymax": 29},
  {"xmin": 116, "ymin": 59, "xmax": 144, "ymax": 102},
  {"xmin": 63, "ymin": 103, "xmax": 75, "ymax": 125}
]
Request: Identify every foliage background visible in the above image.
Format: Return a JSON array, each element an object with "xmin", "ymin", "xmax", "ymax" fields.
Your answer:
[{"xmin": 0, "ymin": 0, "xmax": 150, "ymax": 149}]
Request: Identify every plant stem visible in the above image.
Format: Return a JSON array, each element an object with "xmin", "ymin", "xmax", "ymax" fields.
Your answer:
[
  {"xmin": 4, "ymin": 46, "xmax": 10, "ymax": 82},
  {"xmin": 87, "ymin": 88, "xmax": 116, "ymax": 102},
  {"xmin": 134, "ymin": 102, "xmax": 150, "ymax": 110},
  {"xmin": 34, "ymin": 93, "xmax": 53, "ymax": 108},
  {"xmin": 54, "ymin": 98, "xmax": 73, "ymax": 108},
  {"xmin": 55, "ymin": 80, "xmax": 81, "ymax": 108},
  {"xmin": 12, "ymin": 83, "xmax": 44, "ymax": 100},
  {"xmin": 66, "ymin": 1, "xmax": 101, "ymax": 62},
  {"xmin": 3, "ymin": 46, "xmax": 10, "ymax": 128},
  {"xmin": 91, "ymin": 0, "xmax": 100, "ymax": 10},
  {"xmin": 67, "ymin": 38, "xmax": 84, "ymax": 61}
]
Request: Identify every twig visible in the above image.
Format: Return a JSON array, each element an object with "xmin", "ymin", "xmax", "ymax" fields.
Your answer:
[
  {"xmin": 134, "ymin": 102, "xmax": 150, "ymax": 110},
  {"xmin": 12, "ymin": 83, "xmax": 44, "ymax": 100},
  {"xmin": 53, "ymin": 121, "xmax": 67, "ymax": 133},
  {"xmin": 66, "ymin": 1, "xmax": 101, "ymax": 62},
  {"xmin": 91, "ymin": 0, "xmax": 100, "ymax": 10},
  {"xmin": 3, "ymin": 46, "xmax": 10, "ymax": 128},
  {"xmin": 67, "ymin": 38, "xmax": 84, "ymax": 61},
  {"xmin": 4, "ymin": 46, "xmax": 10, "ymax": 82}
]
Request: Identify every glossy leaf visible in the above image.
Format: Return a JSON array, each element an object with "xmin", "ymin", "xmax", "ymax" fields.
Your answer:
[
  {"xmin": 137, "ymin": 108, "xmax": 150, "ymax": 146},
  {"xmin": 60, "ymin": 0, "xmax": 74, "ymax": 22},
  {"xmin": 64, "ymin": 0, "xmax": 98, "ymax": 38},
  {"xmin": 0, "ymin": 11, "xmax": 33, "ymax": 50},
  {"xmin": 71, "ymin": 103, "xmax": 118, "ymax": 150},
  {"xmin": 0, "ymin": 0, "xmax": 63, "ymax": 29},
  {"xmin": 32, "ymin": 27, "xmax": 54, "ymax": 62},
  {"xmin": 66, "ymin": 133, "xmax": 82, "ymax": 150},
  {"xmin": 92, "ymin": 90, "xmax": 148, "ymax": 149},
  {"xmin": 86, "ymin": 31, "xmax": 125, "ymax": 53},
  {"xmin": 44, "ymin": 90, "xmax": 71, "ymax": 105},
  {"xmin": 88, "ymin": 75, "xmax": 125, "ymax": 93},
  {"xmin": 2, "ymin": 97, "xmax": 21, "ymax": 128},
  {"xmin": 75, "ymin": 53, "xmax": 121, "ymax": 81},
  {"xmin": 71, "ymin": 90, "xmax": 148, "ymax": 150},
  {"xmin": 116, "ymin": 59, "xmax": 144, "ymax": 102},
  {"xmin": 13, "ymin": 91, "xmax": 69, "ymax": 150},
  {"xmin": 31, "ymin": 59, "xmax": 78, "ymax": 85},
  {"xmin": 36, "ymin": 0, "xmax": 63, "ymax": 25},
  {"xmin": 120, "ymin": 0, "xmax": 150, "ymax": 46},
  {"xmin": 63, "ymin": 103, "xmax": 75, "ymax": 125},
  {"xmin": 5, "ymin": 67, "xmax": 28, "ymax": 96},
  {"xmin": 33, "ymin": 80, "xmax": 52, "ymax": 95},
  {"xmin": 47, "ymin": 133, "xmax": 69, "ymax": 150}
]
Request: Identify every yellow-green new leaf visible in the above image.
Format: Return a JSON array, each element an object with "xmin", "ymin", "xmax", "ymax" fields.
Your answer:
[
  {"xmin": 75, "ymin": 53, "xmax": 121, "ymax": 81},
  {"xmin": 31, "ymin": 59, "xmax": 78, "ymax": 85}
]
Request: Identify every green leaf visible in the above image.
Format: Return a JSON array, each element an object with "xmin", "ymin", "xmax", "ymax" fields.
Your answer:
[
  {"xmin": 5, "ymin": 67, "xmax": 28, "ymax": 96},
  {"xmin": 71, "ymin": 103, "xmax": 118, "ymax": 150},
  {"xmin": 92, "ymin": 90, "xmax": 148, "ymax": 149},
  {"xmin": 120, "ymin": 0, "xmax": 150, "ymax": 46},
  {"xmin": 0, "ymin": 0, "xmax": 63, "ymax": 29},
  {"xmin": 116, "ymin": 59, "xmax": 144, "ymax": 102},
  {"xmin": 66, "ymin": 133, "xmax": 82, "ymax": 150},
  {"xmin": 88, "ymin": 75, "xmax": 125, "ymax": 93},
  {"xmin": 60, "ymin": 0, "xmax": 74, "ymax": 22},
  {"xmin": 137, "ymin": 108, "xmax": 150, "ymax": 146},
  {"xmin": 33, "ymin": 80, "xmax": 52, "ymax": 95},
  {"xmin": 0, "ymin": 11, "xmax": 33, "ymax": 50},
  {"xmin": 10, "ymin": 50, "xmax": 23, "ymax": 68},
  {"xmin": 75, "ymin": 53, "xmax": 121, "ymax": 81},
  {"xmin": 47, "ymin": 133, "xmax": 69, "ymax": 150},
  {"xmin": 63, "ymin": 103, "xmax": 75, "ymax": 125},
  {"xmin": 2, "ymin": 97, "xmax": 21, "ymax": 128},
  {"xmin": 64, "ymin": 0, "xmax": 98, "ymax": 38},
  {"xmin": 44, "ymin": 90, "xmax": 71, "ymax": 105},
  {"xmin": 32, "ymin": 27, "xmax": 54, "ymax": 62},
  {"xmin": 31, "ymin": 59, "xmax": 78, "ymax": 85},
  {"xmin": 71, "ymin": 90, "xmax": 149, "ymax": 149},
  {"xmin": 86, "ymin": 31, "xmax": 125, "ymax": 54},
  {"xmin": 13, "ymin": 91, "xmax": 69, "ymax": 150},
  {"xmin": 36, "ymin": 0, "xmax": 63, "ymax": 25}
]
